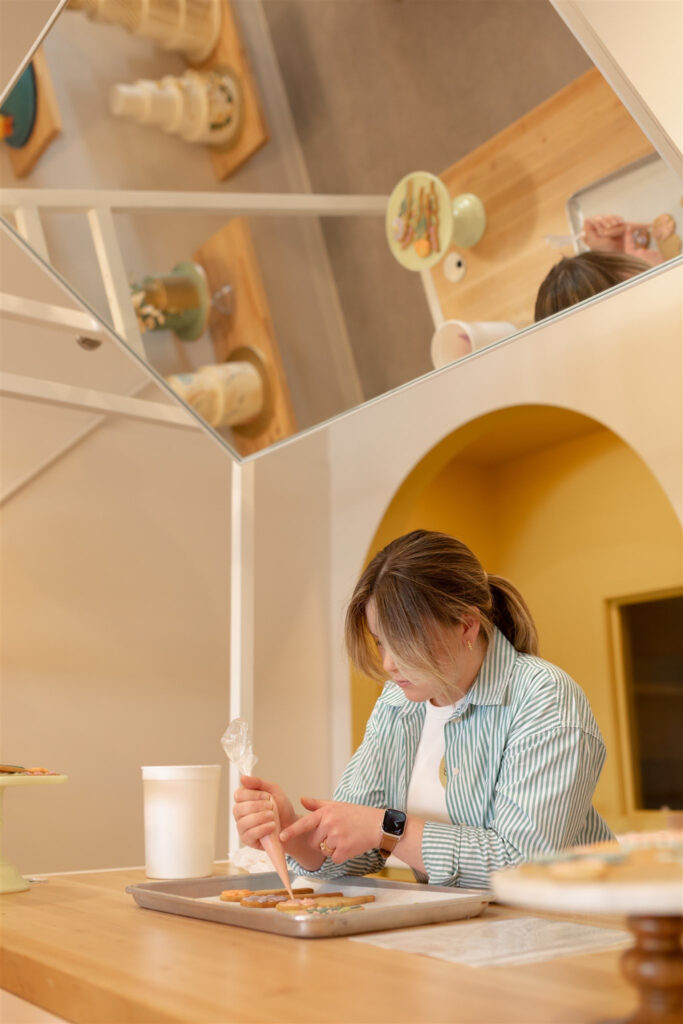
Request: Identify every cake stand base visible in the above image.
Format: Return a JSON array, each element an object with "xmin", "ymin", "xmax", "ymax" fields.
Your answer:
[
  {"xmin": 0, "ymin": 857, "xmax": 31, "ymax": 893},
  {"xmin": 0, "ymin": 773, "xmax": 67, "ymax": 893},
  {"xmin": 621, "ymin": 915, "xmax": 682, "ymax": 1023}
]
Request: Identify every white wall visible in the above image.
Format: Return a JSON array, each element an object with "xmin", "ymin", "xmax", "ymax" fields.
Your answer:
[
  {"xmin": 0, "ymin": 416, "xmax": 233, "ymax": 874},
  {"xmin": 252, "ymin": 430, "xmax": 333, "ymax": 804},
  {"xmin": 552, "ymin": 0, "xmax": 683, "ymax": 174}
]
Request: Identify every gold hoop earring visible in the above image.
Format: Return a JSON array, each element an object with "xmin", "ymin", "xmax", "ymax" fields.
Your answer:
[{"xmin": 466, "ymin": 640, "xmax": 473, "ymax": 651}]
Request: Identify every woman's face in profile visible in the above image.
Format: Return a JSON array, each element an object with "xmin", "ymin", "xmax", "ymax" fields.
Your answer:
[{"xmin": 365, "ymin": 599, "xmax": 468, "ymax": 706}]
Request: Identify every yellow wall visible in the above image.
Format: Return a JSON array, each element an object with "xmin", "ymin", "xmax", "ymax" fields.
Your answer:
[{"xmin": 351, "ymin": 411, "xmax": 682, "ymax": 832}]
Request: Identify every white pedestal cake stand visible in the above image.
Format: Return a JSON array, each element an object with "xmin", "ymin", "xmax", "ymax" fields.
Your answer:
[
  {"xmin": 0, "ymin": 774, "xmax": 67, "ymax": 893},
  {"xmin": 492, "ymin": 850, "xmax": 683, "ymax": 1024}
]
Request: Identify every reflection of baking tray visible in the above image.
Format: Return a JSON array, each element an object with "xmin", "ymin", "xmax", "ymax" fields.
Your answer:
[
  {"xmin": 126, "ymin": 871, "xmax": 489, "ymax": 939},
  {"xmin": 567, "ymin": 152, "xmax": 683, "ymax": 253}
]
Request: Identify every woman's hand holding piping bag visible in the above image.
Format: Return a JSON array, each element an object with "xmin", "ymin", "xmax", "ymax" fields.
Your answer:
[
  {"xmin": 223, "ymin": 720, "xmax": 295, "ymax": 893},
  {"xmin": 233, "ymin": 775, "xmax": 325, "ymax": 873}
]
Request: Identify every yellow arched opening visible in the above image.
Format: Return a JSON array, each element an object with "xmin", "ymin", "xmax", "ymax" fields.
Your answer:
[{"xmin": 350, "ymin": 405, "xmax": 682, "ymax": 832}]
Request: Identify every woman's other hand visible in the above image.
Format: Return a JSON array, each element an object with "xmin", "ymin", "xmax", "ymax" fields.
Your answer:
[
  {"xmin": 280, "ymin": 797, "xmax": 384, "ymax": 864},
  {"xmin": 623, "ymin": 223, "xmax": 664, "ymax": 266}
]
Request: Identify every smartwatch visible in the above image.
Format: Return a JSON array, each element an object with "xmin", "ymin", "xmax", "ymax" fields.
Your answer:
[{"xmin": 378, "ymin": 808, "xmax": 407, "ymax": 860}]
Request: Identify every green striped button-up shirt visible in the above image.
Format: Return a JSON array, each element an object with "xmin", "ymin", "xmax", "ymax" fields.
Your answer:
[{"xmin": 290, "ymin": 627, "xmax": 612, "ymax": 889}]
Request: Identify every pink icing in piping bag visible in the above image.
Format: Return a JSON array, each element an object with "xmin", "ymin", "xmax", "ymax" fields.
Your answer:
[
  {"xmin": 221, "ymin": 718, "xmax": 293, "ymax": 897},
  {"xmin": 260, "ymin": 799, "xmax": 293, "ymax": 898}
]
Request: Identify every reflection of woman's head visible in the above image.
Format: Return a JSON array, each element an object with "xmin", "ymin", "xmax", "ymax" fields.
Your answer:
[{"xmin": 535, "ymin": 251, "xmax": 651, "ymax": 322}]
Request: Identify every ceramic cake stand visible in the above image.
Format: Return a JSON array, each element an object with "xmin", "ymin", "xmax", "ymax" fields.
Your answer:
[
  {"xmin": 385, "ymin": 170, "xmax": 486, "ymax": 274},
  {"xmin": 492, "ymin": 841, "xmax": 683, "ymax": 1024},
  {"xmin": 0, "ymin": 774, "xmax": 67, "ymax": 893}
]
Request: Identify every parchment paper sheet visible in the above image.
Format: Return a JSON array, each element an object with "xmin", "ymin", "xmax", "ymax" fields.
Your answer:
[{"xmin": 352, "ymin": 915, "xmax": 630, "ymax": 967}]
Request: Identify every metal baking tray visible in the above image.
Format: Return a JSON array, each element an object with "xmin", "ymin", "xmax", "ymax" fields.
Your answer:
[
  {"xmin": 566, "ymin": 152, "xmax": 682, "ymax": 253},
  {"xmin": 126, "ymin": 871, "xmax": 490, "ymax": 939}
]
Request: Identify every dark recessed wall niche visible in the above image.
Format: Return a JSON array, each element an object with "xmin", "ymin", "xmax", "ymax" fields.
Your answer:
[{"xmin": 620, "ymin": 593, "xmax": 683, "ymax": 811}]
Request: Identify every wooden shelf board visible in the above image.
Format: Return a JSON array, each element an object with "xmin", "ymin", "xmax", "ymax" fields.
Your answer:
[
  {"xmin": 431, "ymin": 69, "xmax": 655, "ymax": 328},
  {"xmin": 193, "ymin": 217, "xmax": 296, "ymax": 455},
  {"xmin": 193, "ymin": 0, "xmax": 269, "ymax": 181},
  {"xmin": 7, "ymin": 47, "xmax": 62, "ymax": 179}
]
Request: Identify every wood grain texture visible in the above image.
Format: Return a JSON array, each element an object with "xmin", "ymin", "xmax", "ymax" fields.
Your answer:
[
  {"xmin": 193, "ymin": 0, "xmax": 269, "ymax": 181},
  {"xmin": 0, "ymin": 866, "xmax": 637, "ymax": 1023},
  {"xmin": 7, "ymin": 48, "xmax": 62, "ymax": 179},
  {"xmin": 431, "ymin": 69, "xmax": 655, "ymax": 328},
  {"xmin": 193, "ymin": 217, "xmax": 296, "ymax": 454}
]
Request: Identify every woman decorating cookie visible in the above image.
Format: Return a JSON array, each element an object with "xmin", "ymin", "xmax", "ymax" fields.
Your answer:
[
  {"xmin": 580, "ymin": 213, "xmax": 663, "ymax": 266},
  {"xmin": 233, "ymin": 530, "xmax": 612, "ymax": 889}
]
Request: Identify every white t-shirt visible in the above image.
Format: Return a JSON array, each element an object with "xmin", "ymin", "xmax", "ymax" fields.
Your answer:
[{"xmin": 406, "ymin": 698, "xmax": 465, "ymax": 823}]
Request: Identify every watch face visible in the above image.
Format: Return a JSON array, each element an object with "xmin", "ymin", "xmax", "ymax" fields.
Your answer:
[{"xmin": 382, "ymin": 808, "xmax": 407, "ymax": 836}]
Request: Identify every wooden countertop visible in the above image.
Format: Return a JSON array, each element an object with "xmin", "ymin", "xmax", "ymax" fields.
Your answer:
[
  {"xmin": 431, "ymin": 68, "xmax": 655, "ymax": 327},
  {"xmin": 1, "ymin": 866, "xmax": 637, "ymax": 1023}
]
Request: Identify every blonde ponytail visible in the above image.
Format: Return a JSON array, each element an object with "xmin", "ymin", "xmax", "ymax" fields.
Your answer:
[{"xmin": 487, "ymin": 574, "xmax": 538, "ymax": 655}]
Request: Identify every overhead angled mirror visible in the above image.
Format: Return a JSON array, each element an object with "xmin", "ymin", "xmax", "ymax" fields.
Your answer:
[
  {"xmin": 0, "ymin": 220, "xmax": 213, "ymax": 504},
  {"xmin": 1, "ymin": 0, "xmax": 681, "ymax": 460}
]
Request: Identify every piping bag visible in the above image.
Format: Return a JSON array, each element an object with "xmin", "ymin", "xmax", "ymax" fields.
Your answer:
[{"xmin": 221, "ymin": 717, "xmax": 293, "ymax": 897}]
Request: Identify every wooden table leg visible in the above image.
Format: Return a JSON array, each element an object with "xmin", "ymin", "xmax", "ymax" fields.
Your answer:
[{"xmin": 621, "ymin": 916, "xmax": 683, "ymax": 1023}]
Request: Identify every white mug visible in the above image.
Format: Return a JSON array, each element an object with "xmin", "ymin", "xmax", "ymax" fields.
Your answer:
[
  {"xmin": 430, "ymin": 319, "xmax": 516, "ymax": 368},
  {"xmin": 141, "ymin": 765, "xmax": 221, "ymax": 879}
]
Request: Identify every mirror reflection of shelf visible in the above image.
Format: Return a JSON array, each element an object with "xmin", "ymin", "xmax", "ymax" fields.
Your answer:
[
  {"xmin": 2, "ymin": 190, "xmax": 384, "ymax": 458},
  {"xmin": 126, "ymin": 218, "xmax": 296, "ymax": 452},
  {"xmin": 67, "ymin": 0, "xmax": 268, "ymax": 180},
  {"xmin": 0, "ymin": 47, "xmax": 62, "ymax": 179},
  {"xmin": 110, "ymin": 68, "xmax": 244, "ymax": 149},
  {"xmin": 191, "ymin": 0, "xmax": 268, "ymax": 180},
  {"xmin": 193, "ymin": 217, "xmax": 296, "ymax": 454},
  {"xmin": 67, "ymin": 0, "xmax": 222, "ymax": 63},
  {"xmin": 166, "ymin": 357, "xmax": 263, "ymax": 430},
  {"xmin": 130, "ymin": 261, "xmax": 210, "ymax": 340}
]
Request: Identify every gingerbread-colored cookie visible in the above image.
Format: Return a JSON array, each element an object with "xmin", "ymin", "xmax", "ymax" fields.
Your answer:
[
  {"xmin": 219, "ymin": 886, "xmax": 314, "ymax": 903},
  {"xmin": 241, "ymin": 889, "xmax": 342, "ymax": 909},
  {"xmin": 219, "ymin": 889, "xmax": 253, "ymax": 902},
  {"xmin": 276, "ymin": 894, "xmax": 376, "ymax": 913},
  {"xmin": 240, "ymin": 893, "xmax": 292, "ymax": 908}
]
